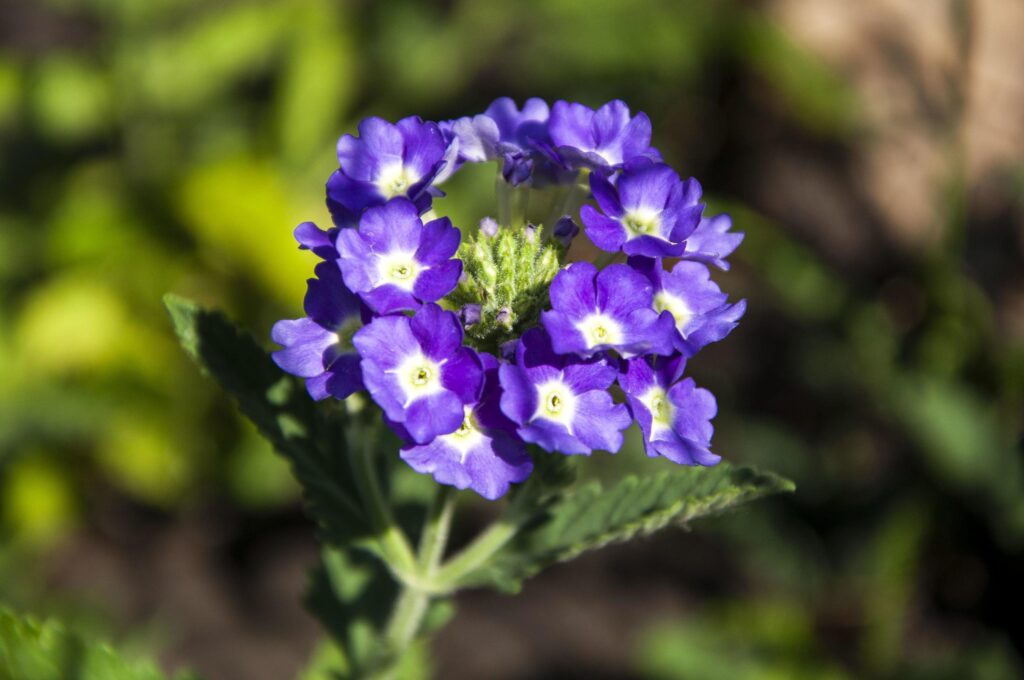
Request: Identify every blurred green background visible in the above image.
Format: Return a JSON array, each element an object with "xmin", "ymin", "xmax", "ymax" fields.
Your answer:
[{"xmin": 1, "ymin": 0, "xmax": 1022, "ymax": 678}]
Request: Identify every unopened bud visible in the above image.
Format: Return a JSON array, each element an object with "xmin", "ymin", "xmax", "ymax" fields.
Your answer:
[
  {"xmin": 459, "ymin": 304, "xmax": 482, "ymax": 326},
  {"xmin": 553, "ymin": 215, "xmax": 579, "ymax": 248},
  {"xmin": 479, "ymin": 216, "xmax": 499, "ymax": 237}
]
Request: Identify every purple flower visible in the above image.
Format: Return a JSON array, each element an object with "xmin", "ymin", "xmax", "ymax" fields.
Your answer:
[
  {"xmin": 336, "ymin": 198, "xmax": 462, "ymax": 315},
  {"xmin": 681, "ymin": 213, "xmax": 744, "ymax": 271},
  {"xmin": 630, "ymin": 257, "xmax": 746, "ymax": 357},
  {"xmin": 353, "ymin": 303, "xmax": 483, "ymax": 444},
  {"xmin": 619, "ymin": 356, "xmax": 720, "ymax": 466},
  {"xmin": 541, "ymin": 262, "xmax": 675, "ymax": 358},
  {"xmin": 548, "ymin": 100, "xmax": 659, "ymax": 171},
  {"xmin": 326, "ymin": 116, "xmax": 454, "ymax": 227},
  {"xmin": 401, "ymin": 354, "xmax": 532, "ymax": 499},
  {"xmin": 448, "ymin": 96, "xmax": 569, "ymax": 186},
  {"xmin": 498, "ymin": 328, "xmax": 631, "ymax": 455},
  {"xmin": 271, "ymin": 261, "xmax": 365, "ymax": 401},
  {"xmin": 581, "ymin": 163, "xmax": 703, "ymax": 257},
  {"xmin": 293, "ymin": 221, "xmax": 338, "ymax": 261}
]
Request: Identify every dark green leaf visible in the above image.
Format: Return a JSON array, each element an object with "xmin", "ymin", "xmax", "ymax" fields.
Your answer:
[
  {"xmin": 163, "ymin": 294, "xmax": 370, "ymax": 547},
  {"xmin": 463, "ymin": 463, "xmax": 794, "ymax": 592}
]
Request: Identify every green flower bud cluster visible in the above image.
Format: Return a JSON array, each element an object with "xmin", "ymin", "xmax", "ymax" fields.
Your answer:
[{"xmin": 445, "ymin": 223, "xmax": 563, "ymax": 353}]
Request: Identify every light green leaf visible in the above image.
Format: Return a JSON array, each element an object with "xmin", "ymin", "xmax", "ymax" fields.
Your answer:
[
  {"xmin": 462, "ymin": 463, "xmax": 794, "ymax": 592},
  {"xmin": 163, "ymin": 294, "xmax": 370, "ymax": 547},
  {"xmin": 0, "ymin": 607, "xmax": 196, "ymax": 680}
]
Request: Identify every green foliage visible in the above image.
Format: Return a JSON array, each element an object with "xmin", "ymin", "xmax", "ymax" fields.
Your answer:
[
  {"xmin": 0, "ymin": 607, "xmax": 196, "ymax": 680},
  {"xmin": 460, "ymin": 463, "xmax": 794, "ymax": 592},
  {"xmin": 634, "ymin": 600, "xmax": 853, "ymax": 680},
  {"xmin": 163, "ymin": 294, "xmax": 371, "ymax": 548}
]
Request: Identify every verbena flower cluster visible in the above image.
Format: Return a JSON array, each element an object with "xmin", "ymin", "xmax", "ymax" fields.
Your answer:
[{"xmin": 272, "ymin": 98, "xmax": 745, "ymax": 500}]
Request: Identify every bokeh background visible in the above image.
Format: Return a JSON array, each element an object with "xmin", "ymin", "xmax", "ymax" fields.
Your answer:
[{"xmin": 1, "ymin": 0, "xmax": 1023, "ymax": 678}]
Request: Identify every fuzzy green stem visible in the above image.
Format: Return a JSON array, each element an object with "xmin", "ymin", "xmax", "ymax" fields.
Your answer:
[
  {"xmin": 349, "ymin": 421, "xmax": 418, "ymax": 580},
  {"xmin": 431, "ymin": 518, "xmax": 520, "ymax": 591},
  {"xmin": 418, "ymin": 486, "xmax": 457, "ymax": 573},
  {"xmin": 496, "ymin": 170, "xmax": 512, "ymax": 227},
  {"xmin": 544, "ymin": 170, "xmax": 588, "ymax": 232},
  {"xmin": 377, "ymin": 486, "xmax": 458, "ymax": 678}
]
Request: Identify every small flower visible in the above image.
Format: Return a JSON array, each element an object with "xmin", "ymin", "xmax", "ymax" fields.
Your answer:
[
  {"xmin": 271, "ymin": 262, "xmax": 365, "ymax": 401},
  {"xmin": 630, "ymin": 257, "xmax": 746, "ymax": 357},
  {"xmin": 548, "ymin": 99, "xmax": 659, "ymax": 171},
  {"xmin": 449, "ymin": 97, "xmax": 550, "ymax": 185},
  {"xmin": 327, "ymin": 116, "xmax": 454, "ymax": 226},
  {"xmin": 336, "ymin": 198, "xmax": 463, "ymax": 315},
  {"xmin": 581, "ymin": 163, "xmax": 703, "ymax": 257},
  {"xmin": 498, "ymin": 328, "xmax": 631, "ymax": 455},
  {"xmin": 353, "ymin": 303, "xmax": 483, "ymax": 444},
  {"xmin": 401, "ymin": 354, "xmax": 532, "ymax": 499},
  {"xmin": 681, "ymin": 213, "xmax": 744, "ymax": 271},
  {"xmin": 541, "ymin": 262, "xmax": 674, "ymax": 358},
  {"xmin": 293, "ymin": 221, "xmax": 339, "ymax": 261},
  {"xmin": 619, "ymin": 356, "xmax": 720, "ymax": 466}
]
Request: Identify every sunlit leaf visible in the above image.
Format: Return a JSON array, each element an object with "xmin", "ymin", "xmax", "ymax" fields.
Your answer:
[{"xmin": 461, "ymin": 463, "xmax": 794, "ymax": 592}]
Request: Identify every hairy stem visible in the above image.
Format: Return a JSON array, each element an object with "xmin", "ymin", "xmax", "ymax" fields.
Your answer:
[
  {"xmin": 431, "ymin": 518, "xmax": 520, "ymax": 591},
  {"xmin": 348, "ymin": 421, "xmax": 418, "ymax": 580},
  {"xmin": 378, "ymin": 486, "xmax": 458, "ymax": 677}
]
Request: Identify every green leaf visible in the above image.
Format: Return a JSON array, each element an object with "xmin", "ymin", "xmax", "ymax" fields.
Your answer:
[
  {"xmin": 305, "ymin": 548, "xmax": 398, "ymax": 679},
  {"xmin": 0, "ymin": 607, "xmax": 197, "ymax": 680},
  {"xmin": 462, "ymin": 463, "xmax": 794, "ymax": 592},
  {"xmin": 163, "ymin": 294, "xmax": 370, "ymax": 547},
  {"xmin": 306, "ymin": 548, "xmax": 455, "ymax": 679}
]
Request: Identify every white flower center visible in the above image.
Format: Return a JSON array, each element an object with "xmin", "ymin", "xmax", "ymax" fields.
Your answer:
[
  {"xmin": 390, "ymin": 352, "xmax": 444, "ymax": 405},
  {"xmin": 377, "ymin": 251, "xmax": 420, "ymax": 290},
  {"xmin": 533, "ymin": 378, "xmax": 577, "ymax": 430},
  {"xmin": 576, "ymin": 313, "xmax": 622, "ymax": 349},
  {"xmin": 377, "ymin": 163, "xmax": 417, "ymax": 198},
  {"xmin": 638, "ymin": 386, "xmax": 674, "ymax": 440},
  {"xmin": 622, "ymin": 208, "xmax": 662, "ymax": 238},
  {"xmin": 653, "ymin": 291, "xmax": 692, "ymax": 333},
  {"xmin": 444, "ymin": 406, "xmax": 484, "ymax": 462}
]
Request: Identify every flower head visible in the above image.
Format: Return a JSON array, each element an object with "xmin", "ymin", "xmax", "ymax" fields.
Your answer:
[
  {"xmin": 273, "ymin": 98, "xmax": 744, "ymax": 498},
  {"xmin": 401, "ymin": 354, "xmax": 532, "ymax": 499},
  {"xmin": 272, "ymin": 261, "xmax": 365, "ymax": 400},
  {"xmin": 548, "ymin": 99, "xmax": 659, "ymax": 171},
  {"xmin": 327, "ymin": 116, "xmax": 454, "ymax": 226},
  {"xmin": 336, "ymin": 198, "xmax": 462, "ymax": 315},
  {"xmin": 630, "ymin": 257, "xmax": 746, "ymax": 356},
  {"xmin": 581, "ymin": 163, "xmax": 703, "ymax": 257},
  {"xmin": 498, "ymin": 328, "xmax": 631, "ymax": 455},
  {"xmin": 354, "ymin": 303, "xmax": 483, "ymax": 444},
  {"xmin": 542, "ymin": 262, "xmax": 674, "ymax": 357},
  {"xmin": 619, "ymin": 356, "xmax": 720, "ymax": 466}
]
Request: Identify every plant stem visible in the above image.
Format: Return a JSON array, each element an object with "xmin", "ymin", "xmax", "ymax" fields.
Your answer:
[
  {"xmin": 496, "ymin": 169, "xmax": 512, "ymax": 227},
  {"xmin": 544, "ymin": 170, "xmax": 587, "ymax": 230},
  {"xmin": 431, "ymin": 518, "xmax": 520, "ymax": 591},
  {"xmin": 378, "ymin": 486, "xmax": 458, "ymax": 677},
  {"xmin": 348, "ymin": 421, "xmax": 418, "ymax": 579},
  {"xmin": 418, "ymin": 486, "xmax": 457, "ymax": 573}
]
